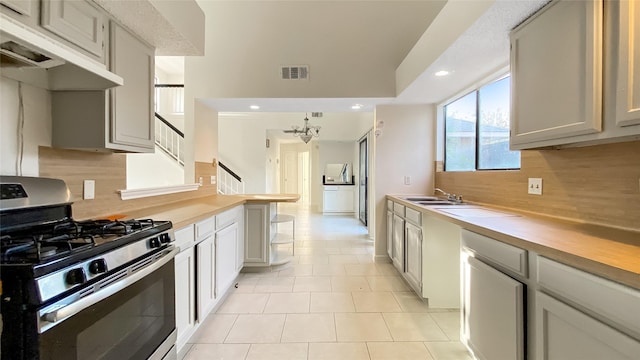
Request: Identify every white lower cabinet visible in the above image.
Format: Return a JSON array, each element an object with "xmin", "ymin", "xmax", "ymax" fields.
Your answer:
[
  {"xmin": 215, "ymin": 222, "xmax": 239, "ymax": 298},
  {"xmin": 173, "ymin": 225, "xmax": 196, "ymax": 353},
  {"xmin": 386, "ymin": 209, "xmax": 393, "ymax": 259},
  {"xmin": 174, "ymin": 246, "xmax": 195, "ymax": 351},
  {"xmin": 196, "ymin": 235, "xmax": 215, "ymax": 319},
  {"xmin": 244, "ymin": 204, "xmax": 270, "ymax": 266},
  {"xmin": 386, "ymin": 199, "xmax": 460, "ymax": 308},
  {"xmin": 535, "ymin": 291, "xmax": 640, "ymax": 360},
  {"xmin": 322, "ymin": 186, "xmax": 355, "ymax": 213},
  {"xmin": 535, "ymin": 256, "xmax": 640, "ymax": 360},
  {"xmin": 391, "ymin": 213, "xmax": 404, "ymax": 273},
  {"xmin": 463, "ymin": 256, "xmax": 524, "ymax": 360},
  {"xmin": 461, "ymin": 229, "xmax": 526, "ymax": 360},
  {"xmin": 404, "ymin": 222, "xmax": 422, "ymax": 293}
]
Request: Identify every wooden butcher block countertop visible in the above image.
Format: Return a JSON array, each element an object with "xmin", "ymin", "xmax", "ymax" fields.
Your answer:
[
  {"xmin": 123, "ymin": 194, "xmax": 299, "ymax": 230},
  {"xmin": 388, "ymin": 195, "xmax": 640, "ymax": 290}
]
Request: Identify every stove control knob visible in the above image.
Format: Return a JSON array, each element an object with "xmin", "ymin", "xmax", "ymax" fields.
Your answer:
[
  {"xmin": 159, "ymin": 233, "xmax": 171, "ymax": 244},
  {"xmin": 89, "ymin": 259, "xmax": 108, "ymax": 275},
  {"xmin": 66, "ymin": 268, "xmax": 87, "ymax": 286},
  {"xmin": 149, "ymin": 237, "xmax": 162, "ymax": 248}
]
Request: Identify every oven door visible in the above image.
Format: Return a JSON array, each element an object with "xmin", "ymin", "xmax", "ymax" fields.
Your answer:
[{"xmin": 38, "ymin": 247, "xmax": 177, "ymax": 360}]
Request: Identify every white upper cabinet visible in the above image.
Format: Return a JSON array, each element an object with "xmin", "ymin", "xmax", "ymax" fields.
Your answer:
[
  {"xmin": 51, "ymin": 21, "xmax": 155, "ymax": 153},
  {"xmin": 615, "ymin": 0, "xmax": 640, "ymax": 127},
  {"xmin": 510, "ymin": 0, "xmax": 640, "ymax": 149},
  {"xmin": 510, "ymin": 0, "xmax": 603, "ymax": 148},
  {"xmin": 41, "ymin": 0, "xmax": 105, "ymax": 60},
  {"xmin": 109, "ymin": 21, "xmax": 155, "ymax": 151}
]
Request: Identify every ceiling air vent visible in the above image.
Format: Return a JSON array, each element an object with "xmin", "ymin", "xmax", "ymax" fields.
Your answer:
[
  {"xmin": 311, "ymin": 112, "xmax": 323, "ymax": 118},
  {"xmin": 281, "ymin": 65, "xmax": 309, "ymax": 80}
]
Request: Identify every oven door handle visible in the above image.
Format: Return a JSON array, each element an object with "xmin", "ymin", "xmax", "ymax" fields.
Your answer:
[{"xmin": 42, "ymin": 247, "xmax": 178, "ymax": 324}]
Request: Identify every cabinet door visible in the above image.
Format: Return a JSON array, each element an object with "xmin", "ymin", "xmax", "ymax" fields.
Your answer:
[
  {"xmin": 41, "ymin": 0, "xmax": 105, "ymax": 58},
  {"xmin": 404, "ymin": 222, "xmax": 422, "ymax": 294},
  {"xmin": 386, "ymin": 210, "xmax": 393, "ymax": 259},
  {"xmin": 615, "ymin": 0, "xmax": 640, "ymax": 127},
  {"xmin": 244, "ymin": 204, "xmax": 269, "ymax": 265},
  {"xmin": 323, "ymin": 189, "xmax": 339, "ymax": 212},
  {"xmin": 338, "ymin": 188, "xmax": 354, "ymax": 212},
  {"xmin": 216, "ymin": 222, "xmax": 238, "ymax": 297},
  {"xmin": 196, "ymin": 236, "xmax": 215, "ymax": 320},
  {"xmin": 174, "ymin": 247, "xmax": 196, "ymax": 351},
  {"xmin": 510, "ymin": 0, "xmax": 603, "ymax": 148},
  {"xmin": 462, "ymin": 256, "xmax": 524, "ymax": 360},
  {"xmin": 109, "ymin": 21, "xmax": 155, "ymax": 151},
  {"xmin": 535, "ymin": 291, "xmax": 640, "ymax": 360},
  {"xmin": 236, "ymin": 208, "xmax": 245, "ymax": 271},
  {"xmin": 392, "ymin": 214, "xmax": 405, "ymax": 272}
]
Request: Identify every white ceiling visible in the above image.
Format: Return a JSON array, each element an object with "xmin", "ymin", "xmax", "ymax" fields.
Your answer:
[{"xmin": 154, "ymin": 0, "xmax": 548, "ymax": 141}]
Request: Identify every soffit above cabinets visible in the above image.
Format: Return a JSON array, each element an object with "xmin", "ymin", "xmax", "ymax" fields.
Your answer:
[{"xmin": 91, "ymin": 0, "xmax": 205, "ymax": 56}]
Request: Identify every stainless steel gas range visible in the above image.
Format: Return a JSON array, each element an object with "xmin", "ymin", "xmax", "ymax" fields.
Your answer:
[{"xmin": 0, "ymin": 176, "xmax": 177, "ymax": 360}]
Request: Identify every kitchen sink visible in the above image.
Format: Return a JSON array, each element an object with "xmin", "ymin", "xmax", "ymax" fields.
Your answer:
[
  {"xmin": 404, "ymin": 196, "xmax": 440, "ymax": 201},
  {"xmin": 415, "ymin": 201, "xmax": 459, "ymax": 206}
]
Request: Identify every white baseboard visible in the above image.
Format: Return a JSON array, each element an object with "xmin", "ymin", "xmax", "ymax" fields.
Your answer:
[{"xmin": 374, "ymin": 254, "xmax": 392, "ymax": 263}]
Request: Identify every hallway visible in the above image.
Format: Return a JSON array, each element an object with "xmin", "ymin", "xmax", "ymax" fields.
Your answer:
[{"xmin": 182, "ymin": 203, "xmax": 472, "ymax": 360}]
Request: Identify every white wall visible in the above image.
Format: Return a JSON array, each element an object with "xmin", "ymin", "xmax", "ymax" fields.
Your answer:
[
  {"xmin": 126, "ymin": 151, "xmax": 185, "ymax": 189},
  {"xmin": 0, "ymin": 77, "xmax": 52, "ymax": 176},
  {"xmin": 373, "ymin": 104, "xmax": 436, "ymax": 259}
]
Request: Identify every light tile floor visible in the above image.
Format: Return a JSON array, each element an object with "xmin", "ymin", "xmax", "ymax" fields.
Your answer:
[{"xmin": 183, "ymin": 203, "xmax": 473, "ymax": 360}]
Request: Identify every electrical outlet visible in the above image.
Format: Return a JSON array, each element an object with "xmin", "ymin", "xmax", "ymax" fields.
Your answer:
[
  {"xmin": 83, "ymin": 180, "xmax": 95, "ymax": 200},
  {"xmin": 210, "ymin": 175, "xmax": 216, "ymax": 185},
  {"xmin": 198, "ymin": 177, "xmax": 203, "ymax": 186},
  {"xmin": 404, "ymin": 176, "xmax": 411, "ymax": 185},
  {"xmin": 528, "ymin": 178, "xmax": 543, "ymax": 195}
]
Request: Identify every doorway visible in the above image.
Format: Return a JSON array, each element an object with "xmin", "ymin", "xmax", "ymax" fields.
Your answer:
[
  {"xmin": 281, "ymin": 147, "xmax": 310, "ymax": 205},
  {"xmin": 298, "ymin": 151, "xmax": 310, "ymax": 204},
  {"xmin": 358, "ymin": 136, "xmax": 368, "ymax": 226}
]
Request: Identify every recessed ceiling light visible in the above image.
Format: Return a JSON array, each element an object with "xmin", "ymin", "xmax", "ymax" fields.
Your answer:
[
  {"xmin": 435, "ymin": 70, "xmax": 450, "ymax": 77},
  {"xmin": 250, "ymin": 105, "xmax": 260, "ymax": 110},
  {"xmin": 351, "ymin": 104, "xmax": 362, "ymax": 110}
]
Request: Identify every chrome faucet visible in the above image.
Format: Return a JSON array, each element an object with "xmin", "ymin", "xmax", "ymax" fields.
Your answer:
[{"xmin": 434, "ymin": 188, "xmax": 463, "ymax": 203}]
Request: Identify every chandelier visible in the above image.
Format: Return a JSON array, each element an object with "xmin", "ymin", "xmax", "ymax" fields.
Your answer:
[{"xmin": 283, "ymin": 114, "xmax": 320, "ymax": 143}]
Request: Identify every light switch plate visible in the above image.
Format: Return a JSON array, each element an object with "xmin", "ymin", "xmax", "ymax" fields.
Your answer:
[
  {"xmin": 83, "ymin": 180, "xmax": 95, "ymax": 200},
  {"xmin": 210, "ymin": 175, "xmax": 216, "ymax": 185},
  {"xmin": 404, "ymin": 176, "xmax": 411, "ymax": 185},
  {"xmin": 528, "ymin": 178, "xmax": 542, "ymax": 195}
]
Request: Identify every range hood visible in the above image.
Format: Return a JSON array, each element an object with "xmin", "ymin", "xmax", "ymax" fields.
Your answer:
[{"xmin": 0, "ymin": 13, "xmax": 123, "ymax": 90}]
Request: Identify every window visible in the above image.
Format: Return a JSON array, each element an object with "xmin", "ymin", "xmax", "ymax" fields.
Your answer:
[{"xmin": 444, "ymin": 76, "xmax": 520, "ymax": 171}]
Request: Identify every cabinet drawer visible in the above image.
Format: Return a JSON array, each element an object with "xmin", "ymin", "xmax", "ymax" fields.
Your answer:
[
  {"xmin": 461, "ymin": 229, "xmax": 527, "ymax": 278},
  {"xmin": 174, "ymin": 224, "xmax": 195, "ymax": 251},
  {"xmin": 537, "ymin": 256, "xmax": 640, "ymax": 337},
  {"xmin": 216, "ymin": 206, "xmax": 240, "ymax": 230},
  {"xmin": 405, "ymin": 207, "xmax": 422, "ymax": 226},
  {"xmin": 195, "ymin": 216, "xmax": 215, "ymax": 241},
  {"xmin": 393, "ymin": 202, "xmax": 405, "ymax": 216}
]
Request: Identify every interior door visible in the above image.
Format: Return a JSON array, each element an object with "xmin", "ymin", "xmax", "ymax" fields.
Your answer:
[
  {"xmin": 297, "ymin": 151, "xmax": 310, "ymax": 204},
  {"xmin": 282, "ymin": 151, "xmax": 298, "ymax": 194},
  {"xmin": 358, "ymin": 137, "xmax": 368, "ymax": 225}
]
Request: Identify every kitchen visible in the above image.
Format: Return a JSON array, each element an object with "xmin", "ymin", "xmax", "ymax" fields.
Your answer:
[{"xmin": 1, "ymin": 0, "xmax": 639, "ymax": 360}]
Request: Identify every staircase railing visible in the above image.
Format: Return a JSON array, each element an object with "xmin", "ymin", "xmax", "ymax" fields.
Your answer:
[
  {"xmin": 218, "ymin": 161, "xmax": 245, "ymax": 194},
  {"xmin": 155, "ymin": 112, "xmax": 184, "ymax": 165}
]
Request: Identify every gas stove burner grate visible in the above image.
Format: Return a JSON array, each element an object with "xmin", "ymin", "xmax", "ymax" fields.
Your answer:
[{"xmin": 75, "ymin": 218, "xmax": 156, "ymax": 237}]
